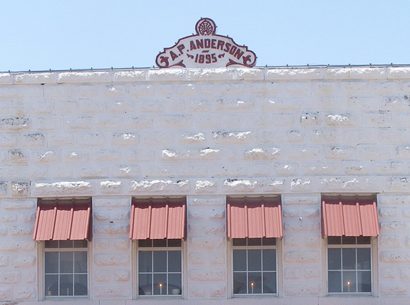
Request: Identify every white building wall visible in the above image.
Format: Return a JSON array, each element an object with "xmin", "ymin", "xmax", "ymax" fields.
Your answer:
[{"xmin": 0, "ymin": 67, "xmax": 410, "ymax": 304}]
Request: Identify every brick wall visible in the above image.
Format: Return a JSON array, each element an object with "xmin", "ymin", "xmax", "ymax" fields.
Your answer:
[{"xmin": 1, "ymin": 66, "xmax": 410, "ymax": 304}]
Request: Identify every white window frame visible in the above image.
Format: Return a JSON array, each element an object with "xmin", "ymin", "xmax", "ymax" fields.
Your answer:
[
  {"xmin": 38, "ymin": 240, "xmax": 90, "ymax": 300},
  {"xmin": 133, "ymin": 240, "xmax": 185, "ymax": 299},
  {"xmin": 325, "ymin": 237, "xmax": 378, "ymax": 296},
  {"xmin": 229, "ymin": 238, "xmax": 280, "ymax": 297}
]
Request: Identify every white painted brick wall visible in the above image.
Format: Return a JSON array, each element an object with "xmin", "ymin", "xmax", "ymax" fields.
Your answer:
[
  {"xmin": 282, "ymin": 194, "xmax": 322, "ymax": 297},
  {"xmin": 91, "ymin": 197, "xmax": 131, "ymax": 300},
  {"xmin": 1, "ymin": 66, "xmax": 410, "ymax": 304},
  {"xmin": 187, "ymin": 196, "xmax": 227, "ymax": 299}
]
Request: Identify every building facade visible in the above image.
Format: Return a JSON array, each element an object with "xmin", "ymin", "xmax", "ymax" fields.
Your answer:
[{"xmin": 0, "ymin": 66, "xmax": 410, "ymax": 305}]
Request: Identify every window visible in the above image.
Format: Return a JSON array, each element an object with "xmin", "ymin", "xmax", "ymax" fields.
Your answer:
[
  {"xmin": 232, "ymin": 238, "xmax": 277, "ymax": 295},
  {"xmin": 130, "ymin": 197, "xmax": 186, "ymax": 297},
  {"xmin": 227, "ymin": 196, "xmax": 282, "ymax": 296},
  {"xmin": 327, "ymin": 237, "xmax": 372, "ymax": 293},
  {"xmin": 137, "ymin": 239, "xmax": 182, "ymax": 296},
  {"xmin": 321, "ymin": 196, "xmax": 379, "ymax": 294},
  {"xmin": 44, "ymin": 240, "xmax": 88, "ymax": 297},
  {"xmin": 33, "ymin": 198, "xmax": 92, "ymax": 298}
]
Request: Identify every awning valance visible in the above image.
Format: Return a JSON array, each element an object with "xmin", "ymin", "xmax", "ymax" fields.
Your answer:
[
  {"xmin": 129, "ymin": 199, "xmax": 186, "ymax": 240},
  {"xmin": 321, "ymin": 200, "xmax": 379, "ymax": 237},
  {"xmin": 33, "ymin": 199, "xmax": 91, "ymax": 241},
  {"xmin": 227, "ymin": 198, "xmax": 282, "ymax": 239}
]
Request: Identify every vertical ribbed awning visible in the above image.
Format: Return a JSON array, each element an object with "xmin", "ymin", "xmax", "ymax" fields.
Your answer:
[
  {"xmin": 227, "ymin": 198, "xmax": 283, "ymax": 239},
  {"xmin": 33, "ymin": 199, "xmax": 92, "ymax": 241},
  {"xmin": 129, "ymin": 198, "xmax": 186, "ymax": 240},
  {"xmin": 321, "ymin": 200, "xmax": 379, "ymax": 237}
]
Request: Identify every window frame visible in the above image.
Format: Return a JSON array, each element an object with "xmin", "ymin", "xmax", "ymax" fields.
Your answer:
[
  {"xmin": 325, "ymin": 237, "xmax": 378, "ymax": 296},
  {"xmin": 39, "ymin": 240, "xmax": 90, "ymax": 300},
  {"xmin": 133, "ymin": 239, "xmax": 185, "ymax": 299},
  {"xmin": 229, "ymin": 238, "xmax": 281, "ymax": 297}
]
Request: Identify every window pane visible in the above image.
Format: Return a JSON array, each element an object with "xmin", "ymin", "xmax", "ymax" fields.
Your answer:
[
  {"xmin": 262, "ymin": 238, "xmax": 276, "ymax": 246},
  {"xmin": 45, "ymin": 275, "xmax": 58, "ymax": 296},
  {"xmin": 153, "ymin": 273, "xmax": 167, "ymax": 295},
  {"xmin": 248, "ymin": 250, "xmax": 261, "ymax": 271},
  {"xmin": 357, "ymin": 248, "xmax": 371, "ymax": 270},
  {"xmin": 233, "ymin": 250, "xmax": 246, "ymax": 271},
  {"xmin": 342, "ymin": 271, "xmax": 357, "ymax": 292},
  {"xmin": 74, "ymin": 274, "xmax": 87, "ymax": 296},
  {"xmin": 262, "ymin": 272, "xmax": 276, "ymax": 293},
  {"xmin": 45, "ymin": 252, "xmax": 59, "ymax": 273},
  {"xmin": 60, "ymin": 274, "xmax": 74, "ymax": 296},
  {"xmin": 60, "ymin": 240, "xmax": 74, "ymax": 248},
  {"xmin": 139, "ymin": 240, "xmax": 152, "ymax": 247},
  {"xmin": 233, "ymin": 238, "xmax": 246, "ymax": 246},
  {"xmin": 328, "ymin": 237, "xmax": 341, "ymax": 245},
  {"xmin": 60, "ymin": 252, "xmax": 74, "ymax": 273},
  {"xmin": 262, "ymin": 249, "xmax": 276, "ymax": 271},
  {"xmin": 328, "ymin": 248, "xmax": 341, "ymax": 270},
  {"xmin": 357, "ymin": 236, "xmax": 371, "ymax": 244},
  {"xmin": 233, "ymin": 272, "xmax": 247, "ymax": 294},
  {"xmin": 153, "ymin": 251, "xmax": 167, "ymax": 272},
  {"xmin": 342, "ymin": 248, "xmax": 356, "ymax": 270},
  {"xmin": 248, "ymin": 238, "xmax": 261, "ymax": 246},
  {"xmin": 328, "ymin": 271, "xmax": 341, "ymax": 292},
  {"xmin": 342, "ymin": 237, "xmax": 356, "ymax": 245},
  {"xmin": 139, "ymin": 251, "xmax": 152, "ymax": 272},
  {"xmin": 45, "ymin": 240, "xmax": 59, "ymax": 248},
  {"xmin": 168, "ymin": 251, "xmax": 181, "ymax": 272},
  {"xmin": 358, "ymin": 271, "xmax": 371, "ymax": 292},
  {"xmin": 248, "ymin": 272, "xmax": 262, "ymax": 294},
  {"xmin": 139, "ymin": 273, "xmax": 152, "ymax": 295},
  {"xmin": 74, "ymin": 251, "xmax": 87, "ymax": 273},
  {"xmin": 73, "ymin": 240, "xmax": 88, "ymax": 248},
  {"xmin": 153, "ymin": 239, "xmax": 167, "ymax": 247},
  {"xmin": 167, "ymin": 239, "xmax": 181, "ymax": 247},
  {"xmin": 168, "ymin": 274, "xmax": 182, "ymax": 295}
]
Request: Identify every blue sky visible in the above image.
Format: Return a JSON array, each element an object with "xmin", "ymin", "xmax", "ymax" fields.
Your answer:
[{"xmin": 1, "ymin": 0, "xmax": 409, "ymax": 71}]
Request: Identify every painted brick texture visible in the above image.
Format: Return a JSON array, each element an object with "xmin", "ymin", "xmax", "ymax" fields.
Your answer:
[{"xmin": 0, "ymin": 66, "xmax": 410, "ymax": 304}]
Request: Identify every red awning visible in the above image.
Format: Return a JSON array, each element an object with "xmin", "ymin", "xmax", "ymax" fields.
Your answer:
[
  {"xmin": 129, "ymin": 199, "xmax": 186, "ymax": 240},
  {"xmin": 321, "ymin": 200, "xmax": 379, "ymax": 237},
  {"xmin": 33, "ymin": 200, "xmax": 92, "ymax": 241},
  {"xmin": 227, "ymin": 198, "xmax": 283, "ymax": 239}
]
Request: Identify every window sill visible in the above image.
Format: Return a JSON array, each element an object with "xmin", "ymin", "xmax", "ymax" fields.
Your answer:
[
  {"xmin": 44, "ymin": 296, "xmax": 89, "ymax": 301},
  {"xmin": 326, "ymin": 293, "xmax": 374, "ymax": 297},
  {"xmin": 232, "ymin": 293, "xmax": 279, "ymax": 298},
  {"xmin": 137, "ymin": 295, "xmax": 183, "ymax": 299}
]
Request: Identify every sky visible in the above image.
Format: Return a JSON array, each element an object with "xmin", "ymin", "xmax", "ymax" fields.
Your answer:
[{"xmin": 1, "ymin": 0, "xmax": 409, "ymax": 71}]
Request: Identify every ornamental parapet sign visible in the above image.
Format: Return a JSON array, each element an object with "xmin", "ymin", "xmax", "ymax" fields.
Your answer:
[{"xmin": 156, "ymin": 18, "xmax": 257, "ymax": 68}]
